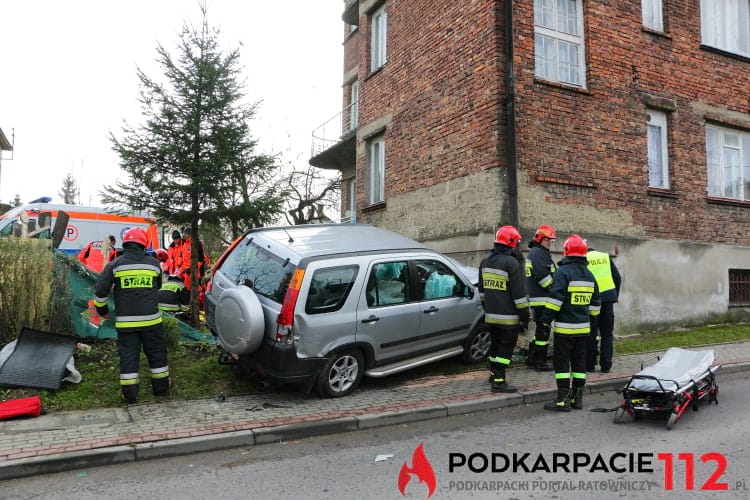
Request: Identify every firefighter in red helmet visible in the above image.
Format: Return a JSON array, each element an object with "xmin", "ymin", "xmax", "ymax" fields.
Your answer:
[
  {"xmin": 524, "ymin": 225, "xmax": 557, "ymax": 371},
  {"xmin": 540, "ymin": 234, "xmax": 600, "ymax": 411},
  {"xmin": 93, "ymin": 227, "xmax": 170, "ymax": 404},
  {"xmin": 478, "ymin": 225, "xmax": 530, "ymax": 393}
]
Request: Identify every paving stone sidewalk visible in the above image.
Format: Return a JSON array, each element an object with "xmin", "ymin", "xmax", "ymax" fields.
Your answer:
[{"xmin": 1, "ymin": 341, "xmax": 749, "ymax": 480}]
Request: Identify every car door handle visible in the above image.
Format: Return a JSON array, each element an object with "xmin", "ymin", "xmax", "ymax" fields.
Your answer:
[
  {"xmin": 424, "ymin": 306, "xmax": 439, "ymax": 314},
  {"xmin": 361, "ymin": 315, "xmax": 380, "ymax": 324}
]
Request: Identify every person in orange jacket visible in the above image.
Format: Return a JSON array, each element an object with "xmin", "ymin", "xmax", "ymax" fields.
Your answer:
[{"xmin": 166, "ymin": 230, "xmax": 184, "ymax": 275}]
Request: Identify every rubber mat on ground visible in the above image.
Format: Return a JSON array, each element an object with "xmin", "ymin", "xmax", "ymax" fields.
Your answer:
[{"xmin": 0, "ymin": 328, "xmax": 77, "ymax": 391}]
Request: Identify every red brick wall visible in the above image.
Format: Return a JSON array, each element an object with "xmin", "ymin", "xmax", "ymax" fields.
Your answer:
[
  {"xmin": 513, "ymin": 1, "xmax": 750, "ymax": 244},
  {"xmin": 355, "ymin": 0, "xmax": 505, "ymax": 203}
]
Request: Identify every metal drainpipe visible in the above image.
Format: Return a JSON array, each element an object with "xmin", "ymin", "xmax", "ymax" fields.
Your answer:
[{"xmin": 503, "ymin": 0, "xmax": 519, "ymax": 228}]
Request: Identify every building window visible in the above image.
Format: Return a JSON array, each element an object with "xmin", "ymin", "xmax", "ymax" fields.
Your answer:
[
  {"xmin": 345, "ymin": 178, "xmax": 356, "ymax": 222},
  {"xmin": 700, "ymin": 0, "xmax": 750, "ymax": 57},
  {"xmin": 706, "ymin": 124, "xmax": 750, "ymax": 201},
  {"xmin": 348, "ymin": 81, "xmax": 359, "ymax": 132},
  {"xmin": 534, "ymin": 0, "xmax": 586, "ymax": 87},
  {"xmin": 642, "ymin": 0, "xmax": 664, "ymax": 31},
  {"xmin": 729, "ymin": 269, "xmax": 750, "ymax": 306},
  {"xmin": 370, "ymin": 5, "xmax": 387, "ymax": 71},
  {"xmin": 367, "ymin": 135, "xmax": 385, "ymax": 204},
  {"xmin": 647, "ymin": 110, "xmax": 669, "ymax": 189}
]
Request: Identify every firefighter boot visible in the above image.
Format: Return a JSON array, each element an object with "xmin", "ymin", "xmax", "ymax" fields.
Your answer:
[
  {"xmin": 152, "ymin": 376, "xmax": 172, "ymax": 397},
  {"xmin": 570, "ymin": 387, "xmax": 584, "ymax": 410},
  {"xmin": 491, "ymin": 376, "xmax": 517, "ymax": 393},
  {"xmin": 544, "ymin": 388, "xmax": 571, "ymax": 412},
  {"xmin": 121, "ymin": 385, "xmax": 139, "ymax": 404}
]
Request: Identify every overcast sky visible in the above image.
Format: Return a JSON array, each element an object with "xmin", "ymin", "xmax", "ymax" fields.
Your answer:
[{"xmin": 0, "ymin": 0, "xmax": 343, "ymax": 206}]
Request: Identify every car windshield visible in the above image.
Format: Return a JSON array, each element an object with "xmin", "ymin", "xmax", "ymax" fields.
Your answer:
[{"xmin": 219, "ymin": 239, "xmax": 297, "ymax": 303}]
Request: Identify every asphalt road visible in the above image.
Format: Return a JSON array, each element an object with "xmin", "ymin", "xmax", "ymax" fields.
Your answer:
[{"xmin": 2, "ymin": 372, "xmax": 748, "ymax": 500}]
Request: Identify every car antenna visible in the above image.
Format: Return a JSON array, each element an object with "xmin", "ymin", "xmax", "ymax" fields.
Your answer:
[{"xmin": 282, "ymin": 227, "xmax": 294, "ymax": 243}]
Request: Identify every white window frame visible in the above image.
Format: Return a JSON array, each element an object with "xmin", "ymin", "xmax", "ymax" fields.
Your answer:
[
  {"xmin": 534, "ymin": 0, "xmax": 587, "ymax": 88},
  {"xmin": 706, "ymin": 124, "xmax": 750, "ymax": 201},
  {"xmin": 349, "ymin": 81, "xmax": 359, "ymax": 132},
  {"xmin": 345, "ymin": 178, "xmax": 356, "ymax": 222},
  {"xmin": 642, "ymin": 0, "xmax": 664, "ymax": 32},
  {"xmin": 647, "ymin": 110, "xmax": 669, "ymax": 189},
  {"xmin": 370, "ymin": 5, "xmax": 387, "ymax": 71},
  {"xmin": 367, "ymin": 136, "xmax": 385, "ymax": 204},
  {"xmin": 700, "ymin": 0, "xmax": 750, "ymax": 57}
]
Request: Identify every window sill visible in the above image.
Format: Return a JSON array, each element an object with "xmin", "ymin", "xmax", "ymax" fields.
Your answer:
[
  {"xmin": 647, "ymin": 187, "xmax": 679, "ymax": 199},
  {"xmin": 706, "ymin": 196, "xmax": 750, "ymax": 208},
  {"xmin": 642, "ymin": 27, "xmax": 671, "ymax": 40},
  {"xmin": 366, "ymin": 63, "xmax": 387, "ymax": 81},
  {"xmin": 362, "ymin": 201, "xmax": 386, "ymax": 212},
  {"xmin": 533, "ymin": 78, "xmax": 591, "ymax": 95},
  {"xmin": 536, "ymin": 175, "xmax": 595, "ymax": 188},
  {"xmin": 700, "ymin": 45, "xmax": 750, "ymax": 64}
]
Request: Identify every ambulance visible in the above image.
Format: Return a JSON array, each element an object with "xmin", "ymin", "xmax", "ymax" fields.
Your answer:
[{"xmin": 0, "ymin": 197, "xmax": 159, "ymax": 254}]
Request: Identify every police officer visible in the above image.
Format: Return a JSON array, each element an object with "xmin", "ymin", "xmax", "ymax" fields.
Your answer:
[
  {"xmin": 525, "ymin": 224, "xmax": 557, "ymax": 371},
  {"xmin": 159, "ymin": 274, "xmax": 190, "ymax": 314},
  {"xmin": 94, "ymin": 227, "xmax": 170, "ymax": 404},
  {"xmin": 541, "ymin": 235, "xmax": 600, "ymax": 411},
  {"xmin": 586, "ymin": 246, "xmax": 622, "ymax": 373},
  {"xmin": 479, "ymin": 225, "xmax": 530, "ymax": 393}
]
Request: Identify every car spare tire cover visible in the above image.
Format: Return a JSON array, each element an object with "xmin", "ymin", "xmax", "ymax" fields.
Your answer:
[{"xmin": 215, "ymin": 287, "xmax": 265, "ymax": 355}]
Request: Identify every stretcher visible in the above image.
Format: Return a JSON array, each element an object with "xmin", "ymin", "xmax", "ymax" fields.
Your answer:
[{"xmin": 613, "ymin": 347, "xmax": 720, "ymax": 429}]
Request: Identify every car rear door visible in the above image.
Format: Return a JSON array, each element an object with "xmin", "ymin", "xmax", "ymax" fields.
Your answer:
[{"xmin": 355, "ymin": 259, "xmax": 421, "ymax": 363}]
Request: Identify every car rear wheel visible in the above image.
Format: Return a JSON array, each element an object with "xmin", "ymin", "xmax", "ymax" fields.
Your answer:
[
  {"xmin": 317, "ymin": 349, "xmax": 364, "ymax": 398},
  {"xmin": 462, "ymin": 325, "xmax": 491, "ymax": 364}
]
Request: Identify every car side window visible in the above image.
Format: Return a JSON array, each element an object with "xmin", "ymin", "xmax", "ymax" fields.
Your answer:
[
  {"xmin": 416, "ymin": 259, "xmax": 460, "ymax": 300},
  {"xmin": 366, "ymin": 261, "xmax": 409, "ymax": 307},
  {"xmin": 305, "ymin": 265, "xmax": 359, "ymax": 314}
]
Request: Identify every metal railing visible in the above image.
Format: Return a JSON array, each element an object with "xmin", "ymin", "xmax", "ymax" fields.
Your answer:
[{"xmin": 311, "ymin": 102, "xmax": 358, "ymax": 157}]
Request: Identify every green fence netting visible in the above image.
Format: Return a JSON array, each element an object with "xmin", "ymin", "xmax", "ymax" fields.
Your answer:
[{"xmin": 54, "ymin": 251, "xmax": 214, "ymax": 344}]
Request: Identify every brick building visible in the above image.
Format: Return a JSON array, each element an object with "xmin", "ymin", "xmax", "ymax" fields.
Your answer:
[{"xmin": 310, "ymin": 0, "xmax": 750, "ymax": 331}]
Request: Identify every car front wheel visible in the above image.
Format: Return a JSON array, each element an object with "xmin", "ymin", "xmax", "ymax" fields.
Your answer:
[{"xmin": 317, "ymin": 349, "xmax": 365, "ymax": 398}]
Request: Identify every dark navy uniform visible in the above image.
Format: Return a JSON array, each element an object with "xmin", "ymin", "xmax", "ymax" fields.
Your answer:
[
  {"xmin": 525, "ymin": 241, "xmax": 556, "ymax": 367},
  {"xmin": 94, "ymin": 243, "xmax": 169, "ymax": 403},
  {"xmin": 479, "ymin": 243, "xmax": 529, "ymax": 392}
]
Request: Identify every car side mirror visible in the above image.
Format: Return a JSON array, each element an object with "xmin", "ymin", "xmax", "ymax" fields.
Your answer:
[{"xmin": 463, "ymin": 284, "xmax": 475, "ymax": 299}]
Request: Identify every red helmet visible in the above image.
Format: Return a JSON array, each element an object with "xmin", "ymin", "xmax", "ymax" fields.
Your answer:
[
  {"xmin": 533, "ymin": 224, "xmax": 557, "ymax": 243},
  {"xmin": 154, "ymin": 248, "xmax": 168, "ymax": 262},
  {"xmin": 495, "ymin": 225, "xmax": 522, "ymax": 248},
  {"xmin": 563, "ymin": 234, "xmax": 588, "ymax": 257},
  {"xmin": 122, "ymin": 227, "xmax": 148, "ymax": 248}
]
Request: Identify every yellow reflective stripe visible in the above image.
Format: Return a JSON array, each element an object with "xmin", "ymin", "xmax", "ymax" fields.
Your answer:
[
  {"xmin": 115, "ymin": 316, "xmax": 163, "ymax": 329},
  {"xmin": 545, "ymin": 302, "xmax": 561, "ymax": 312},
  {"xmin": 485, "ymin": 313, "xmax": 520, "ymax": 325},
  {"xmin": 572, "ymin": 372, "xmax": 586, "ymax": 379},
  {"xmin": 555, "ymin": 372, "xmax": 570, "ymax": 379},
  {"xmin": 159, "ymin": 304, "xmax": 180, "ymax": 311},
  {"xmin": 93, "ymin": 299, "xmax": 108, "ymax": 307},
  {"xmin": 568, "ymin": 285, "xmax": 595, "ymax": 293},
  {"xmin": 554, "ymin": 327, "xmax": 590, "ymax": 334},
  {"xmin": 162, "ymin": 283, "xmax": 183, "ymax": 293},
  {"xmin": 539, "ymin": 275, "xmax": 553, "ymax": 288},
  {"xmin": 114, "ymin": 269, "xmax": 160, "ymax": 278},
  {"xmin": 151, "ymin": 371, "xmax": 170, "ymax": 379},
  {"xmin": 534, "ymin": 340, "xmax": 549, "ymax": 346}
]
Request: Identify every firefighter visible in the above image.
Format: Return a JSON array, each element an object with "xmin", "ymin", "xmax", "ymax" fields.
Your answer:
[
  {"xmin": 159, "ymin": 274, "xmax": 190, "ymax": 314},
  {"xmin": 93, "ymin": 227, "xmax": 170, "ymax": 404},
  {"xmin": 166, "ymin": 230, "xmax": 183, "ymax": 275},
  {"xmin": 479, "ymin": 225, "xmax": 530, "ymax": 393},
  {"xmin": 586, "ymin": 246, "xmax": 622, "ymax": 373},
  {"xmin": 541, "ymin": 235, "xmax": 600, "ymax": 411},
  {"xmin": 524, "ymin": 224, "xmax": 557, "ymax": 371}
]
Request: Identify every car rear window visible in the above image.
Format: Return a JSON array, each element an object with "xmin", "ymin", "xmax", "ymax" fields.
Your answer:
[{"xmin": 219, "ymin": 240, "xmax": 297, "ymax": 303}]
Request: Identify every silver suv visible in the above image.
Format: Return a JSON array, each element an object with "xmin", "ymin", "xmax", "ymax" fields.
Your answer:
[{"xmin": 205, "ymin": 224, "xmax": 490, "ymax": 397}]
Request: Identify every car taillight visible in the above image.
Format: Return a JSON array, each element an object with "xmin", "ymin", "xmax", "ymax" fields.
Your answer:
[{"xmin": 276, "ymin": 268, "xmax": 305, "ymax": 343}]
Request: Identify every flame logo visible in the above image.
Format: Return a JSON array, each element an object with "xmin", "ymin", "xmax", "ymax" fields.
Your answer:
[{"xmin": 398, "ymin": 443, "xmax": 437, "ymax": 498}]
